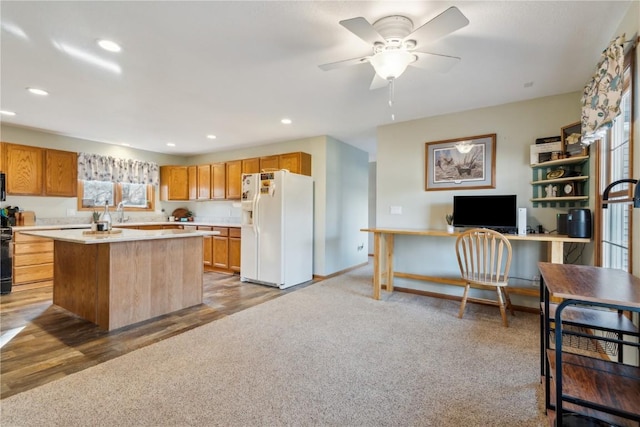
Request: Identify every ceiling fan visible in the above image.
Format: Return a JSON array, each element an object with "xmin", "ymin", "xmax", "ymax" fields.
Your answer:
[{"xmin": 319, "ymin": 6, "xmax": 469, "ymax": 90}]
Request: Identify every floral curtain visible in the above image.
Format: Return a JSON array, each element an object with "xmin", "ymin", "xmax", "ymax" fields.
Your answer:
[
  {"xmin": 580, "ymin": 34, "xmax": 625, "ymax": 143},
  {"xmin": 77, "ymin": 152, "xmax": 159, "ymax": 185}
]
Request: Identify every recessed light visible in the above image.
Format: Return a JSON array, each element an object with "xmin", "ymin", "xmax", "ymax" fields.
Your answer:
[
  {"xmin": 281, "ymin": 118, "xmax": 292, "ymax": 125},
  {"xmin": 206, "ymin": 134, "xmax": 217, "ymax": 140},
  {"xmin": 27, "ymin": 87, "xmax": 48, "ymax": 96},
  {"xmin": 0, "ymin": 110, "xmax": 16, "ymax": 116},
  {"xmin": 167, "ymin": 143, "xmax": 176, "ymax": 147},
  {"xmin": 97, "ymin": 39, "xmax": 121, "ymax": 52}
]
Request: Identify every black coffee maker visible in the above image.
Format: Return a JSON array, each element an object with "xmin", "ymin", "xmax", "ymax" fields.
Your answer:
[{"xmin": 0, "ymin": 206, "xmax": 19, "ymax": 227}]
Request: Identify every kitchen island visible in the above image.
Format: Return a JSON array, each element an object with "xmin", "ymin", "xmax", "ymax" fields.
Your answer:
[{"xmin": 22, "ymin": 228, "xmax": 214, "ymax": 330}]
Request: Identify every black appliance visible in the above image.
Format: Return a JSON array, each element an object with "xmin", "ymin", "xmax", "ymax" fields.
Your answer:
[
  {"xmin": 0, "ymin": 172, "xmax": 5, "ymax": 202},
  {"xmin": 567, "ymin": 208, "xmax": 591, "ymax": 238},
  {"xmin": 557, "ymin": 213, "xmax": 568, "ymax": 235},
  {"xmin": 1, "ymin": 227, "xmax": 12, "ymax": 294}
]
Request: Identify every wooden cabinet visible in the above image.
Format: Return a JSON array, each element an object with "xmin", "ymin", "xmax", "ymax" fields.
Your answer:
[
  {"xmin": 45, "ymin": 149, "xmax": 77, "ymax": 197},
  {"xmin": 200, "ymin": 226, "xmax": 240, "ymax": 273},
  {"xmin": 242, "ymin": 158, "xmax": 260, "ymax": 174},
  {"xmin": 229, "ymin": 227, "xmax": 241, "ymax": 272},
  {"xmin": 4, "ymin": 143, "xmax": 44, "ymax": 195},
  {"xmin": 212, "ymin": 162, "xmax": 226, "ymax": 200},
  {"xmin": 188, "ymin": 165, "xmax": 197, "ymax": 200},
  {"xmin": 212, "ymin": 227, "xmax": 229, "ymax": 269},
  {"xmin": 280, "ymin": 152, "xmax": 311, "ymax": 176},
  {"xmin": 225, "ymin": 160, "xmax": 242, "ymax": 200},
  {"xmin": 259, "ymin": 155, "xmax": 280, "ymax": 171},
  {"xmin": 197, "ymin": 164, "xmax": 211, "ymax": 200},
  {"xmin": 2, "ymin": 143, "xmax": 77, "ymax": 197},
  {"xmin": 160, "ymin": 166, "xmax": 189, "ymax": 201},
  {"xmin": 531, "ymin": 156, "xmax": 589, "ymax": 207},
  {"xmin": 12, "ymin": 231, "xmax": 54, "ymax": 289}
]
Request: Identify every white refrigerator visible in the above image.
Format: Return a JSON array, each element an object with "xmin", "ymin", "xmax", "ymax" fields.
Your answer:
[{"xmin": 240, "ymin": 170, "xmax": 313, "ymax": 289}]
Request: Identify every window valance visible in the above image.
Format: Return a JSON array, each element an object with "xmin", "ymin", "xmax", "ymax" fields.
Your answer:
[
  {"xmin": 77, "ymin": 152, "xmax": 159, "ymax": 185},
  {"xmin": 580, "ymin": 34, "xmax": 625, "ymax": 144}
]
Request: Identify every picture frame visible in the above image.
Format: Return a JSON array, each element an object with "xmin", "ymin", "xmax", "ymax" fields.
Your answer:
[
  {"xmin": 425, "ymin": 133, "xmax": 496, "ymax": 191},
  {"xmin": 561, "ymin": 121, "xmax": 586, "ymax": 156}
]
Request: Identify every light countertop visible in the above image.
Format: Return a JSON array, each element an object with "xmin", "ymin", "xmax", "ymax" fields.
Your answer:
[
  {"xmin": 21, "ymin": 227, "xmax": 219, "ymax": 244},
  {"xmin": 12, "ymin": 221, "xmax": 241, "ymax": 232}
]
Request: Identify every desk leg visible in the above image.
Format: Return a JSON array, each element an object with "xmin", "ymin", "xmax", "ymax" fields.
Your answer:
[
  {"xmin": 548, "ymin": 241, "xmax": 564, "ymax": 264},
  {"xmin": 385, "ymin": 234, "xmax": 394, "ymax": 293},
  {"xmin": 373, "ymin": 233, "xmax": 382, "ymax": 300},
  {"xmin": 372, "ymin": 233, "xmax": 394, "ymax": 300}
]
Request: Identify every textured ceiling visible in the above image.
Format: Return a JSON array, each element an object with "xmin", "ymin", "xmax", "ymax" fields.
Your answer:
[{"xmin": 0, "ymin": 1, "xmax": 633, "ymax": 160}]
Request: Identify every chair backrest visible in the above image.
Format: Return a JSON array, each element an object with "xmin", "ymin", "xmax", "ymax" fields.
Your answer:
[{"xmin": 455, "ymin": 228, "xmax": 512, "ymax": 285}]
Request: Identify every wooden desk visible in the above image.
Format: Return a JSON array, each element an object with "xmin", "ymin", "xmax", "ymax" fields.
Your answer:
[
  {"xmin": 360, "ymin": 228, "xmax": 590, "ymax": 300},
  {"xmin": 538, "ymin": 263, "xmax": 640, "ymax": 426}
]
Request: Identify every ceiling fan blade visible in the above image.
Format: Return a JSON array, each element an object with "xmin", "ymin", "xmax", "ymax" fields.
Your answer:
[
  {"xmin": 411, "ymin": 52, "xmax": 461, "ymax": 73},
  {"xmin": 405, "ymin": 6, "xmax": 469, "ymax": 45},
  {"xmin": 369, "ymin": 73, "xmax": 388, "ymax": 90},
  {"xmin": 319, "ymin": 56, "xmax": 369, "ymax": 71},
  {"xmin": 339, "ymin": 17, "xmax": 386, "ymax": 45}
]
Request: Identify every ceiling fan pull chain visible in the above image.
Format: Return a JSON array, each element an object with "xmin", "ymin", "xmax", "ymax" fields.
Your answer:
[{"xmin": 388, "ymin": 77, "xmax": 395, "ymax": 107}]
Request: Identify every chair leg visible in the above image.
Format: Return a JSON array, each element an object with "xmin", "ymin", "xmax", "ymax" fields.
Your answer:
[
  {"xmin": 496, "ymin": 288, "xmax": 509, "ymax": 327},
  {"xmin": 458, "ymin": 284, "xmax": 470, "ymax": 319},
  {"xmin": 504, "ymin": 288, "xmax": 515, "ymax": 316}
]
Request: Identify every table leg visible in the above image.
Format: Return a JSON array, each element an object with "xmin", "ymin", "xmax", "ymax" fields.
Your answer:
[
  {"xmin": 385, "ymin": 234, "xmax": 394, "ymax": 292},
  {"xmin": 373, "ymin": 233, "xmax": 381, "ymax": 300}
]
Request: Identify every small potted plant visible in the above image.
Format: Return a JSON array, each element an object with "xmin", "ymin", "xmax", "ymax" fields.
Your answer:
[
  {"xmin": 91, "ymin": 210, "xmax": 101, "ymax": 231},
  {"xmin": 445, "ymin": 214, "xmax": 454, "ymax": 233}
]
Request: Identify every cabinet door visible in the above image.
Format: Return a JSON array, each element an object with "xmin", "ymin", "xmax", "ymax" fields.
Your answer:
[
  {"xmin": 198, "ymin": 226, "xmax": 214, "ymax": 267},
  {"xmin": 45, "ymin": 149, "xmax": 77, "ymax": 197},
  {"xmin": 0, "ymin": 142, "xmax": 4, "ymax": 172},
  {"xmin": 242, "ymin": 158, "xmax": 260, "ymax": 174},
  {"xmin": 225, "ymin": 160, "xmax": 242, "ymax": 200},
  {"xmin": 188, "ymin": 165, "xmax": 197, "ymax": 200},
  {"xmin": 229, "ymin": 228, "xmax": 241, "ymax": 272},
  {"xmin": 280, "ymin": 152, "xmax": 311, "ymax": 176},
  {"xmin": 211, "ymin": 162, "xmax": 226, "ymax": 199},
  {"xmin": 197, "ymin": 164, "xmax": 211, "ymax": 200},
  {"xmin": 160, "ymin": 166, "xmax": 189, "ymax": 201},
  {"xmin": 213, "ymin": 235, "xmax": 229, "ymax": 269},
  {"xmin": 5, "ymin": 143, "xmax": 43, "ymax": 195},
  {"xmin": 260, "ymin": 155, "xmax": 279, "ymax": 171}
]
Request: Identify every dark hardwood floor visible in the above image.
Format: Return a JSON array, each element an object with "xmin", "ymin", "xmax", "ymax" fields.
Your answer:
[{"xmin": 0, "ymin": 273, "xmax": 315, "ymax": 399}]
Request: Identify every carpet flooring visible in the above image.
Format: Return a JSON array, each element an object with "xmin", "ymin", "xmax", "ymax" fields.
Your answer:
[{"xmin": 0, "ymin": 264, "xmax": 546, "ymax": 426}]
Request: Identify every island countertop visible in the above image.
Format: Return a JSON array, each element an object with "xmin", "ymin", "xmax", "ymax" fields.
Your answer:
[{"xmin": 21, "ymin": 227, "xmax": 219, "ymax": 244}]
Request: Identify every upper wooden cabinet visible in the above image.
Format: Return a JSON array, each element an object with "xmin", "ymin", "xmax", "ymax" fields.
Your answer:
[
  {"xmin": 188, "ymin": 165, "xmax": 197, "ymax": 200},
  {"xmin": 280, "ymin": 152, "xmax": 311, "ymax": 176},
  {"xmin": 259, "ymin": 152, "xmax": 311, "ymax": 176},
  {"xmin": 160, "ymin": 166, "xmax": 189, "ymax": 201},
  {"xmin": 4, "ymin": 143, "xmax": 43, "ymax": 195},
  {"xmin": 212, "ymin": 162, "xmax": 226, "ymax": 200},
  {"xmin": 242, "ymin": 158, "xmax": 260, "ymax": 174},
  {"xmin": 197, "ymin": 164, "xmax": 211, "ymax": 200},
  {"xmin": 260, "ymin": 155, "xmax": 279, "ymax": 172},
  {"xmin": 225, "ymin": 160, "xmax": 242, "ymax": 200},
  {"xmin": 45, "ymin": 149, "xmax": 77, "ymax": 197}
]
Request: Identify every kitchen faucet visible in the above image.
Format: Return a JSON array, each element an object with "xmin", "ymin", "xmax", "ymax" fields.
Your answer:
[{"xmin": 116, "ymin": 201, "xmax": 129, "ymax": 223}]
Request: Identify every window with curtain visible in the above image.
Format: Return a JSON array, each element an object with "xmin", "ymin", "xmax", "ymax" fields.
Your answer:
[
  {"xmin": 595, "ymin": 44, "xmax": 634, "ymax": 272},
  {"xmin": 76, "ymin": 153, "xmax": 159, "ymax": 212}
]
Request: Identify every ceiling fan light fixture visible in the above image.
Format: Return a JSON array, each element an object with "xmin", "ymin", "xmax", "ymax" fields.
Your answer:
[{"xmin": 369, "ymin": 50, "xmax": 415, "ymax": 80}]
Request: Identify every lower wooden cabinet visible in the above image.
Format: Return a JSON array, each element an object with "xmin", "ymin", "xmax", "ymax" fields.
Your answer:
[
  {"xmin": 199, "ymin": 226, "xmax": 240, "ymax": 274},
  {"xmin": 12, "ymin": 231, "xmax": 54, "ymax": 289}
]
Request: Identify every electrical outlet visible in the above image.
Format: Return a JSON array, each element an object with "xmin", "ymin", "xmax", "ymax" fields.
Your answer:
[
  {"xmin": 532, "ymin": 275, "xmax": 540, "ymax": 284},
  {"xmin": 357, "ymin": 243, "xmax": 364, "ymax": 251}
]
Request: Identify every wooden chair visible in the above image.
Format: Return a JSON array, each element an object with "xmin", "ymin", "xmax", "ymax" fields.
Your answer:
[{"xmin": 455, "ymin": 228, "xmax": 514, "ymax": 327}]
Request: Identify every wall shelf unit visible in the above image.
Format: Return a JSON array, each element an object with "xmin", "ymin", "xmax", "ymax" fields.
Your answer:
[{"xmin": 530, "ymin": 156, "xmax": 590, "ymax": 207}]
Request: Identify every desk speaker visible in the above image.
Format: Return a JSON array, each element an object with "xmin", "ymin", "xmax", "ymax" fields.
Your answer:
[
  {"xmin": 567, "ymin": 209, "xmax": 591, "ymax": 238},
  {"xmin": 557, "ymin": 214, "xmax": 568, "ymax": 235}
]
